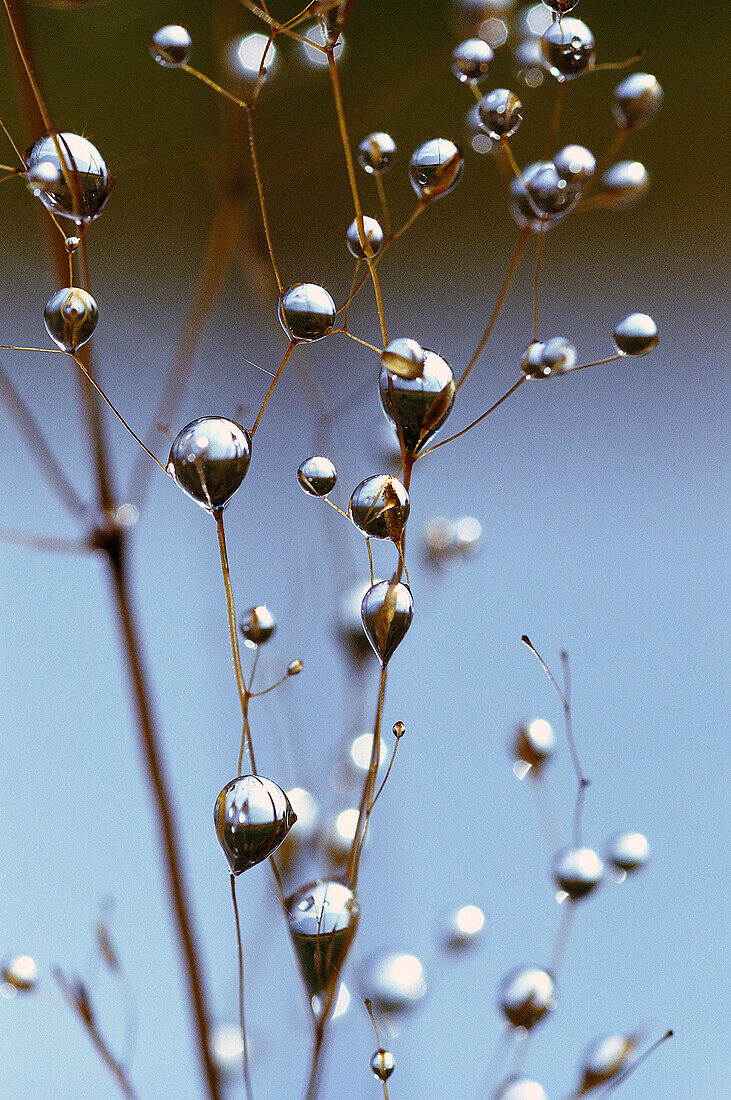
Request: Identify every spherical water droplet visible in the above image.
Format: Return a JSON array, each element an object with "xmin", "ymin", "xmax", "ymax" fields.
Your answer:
[
  {"xmin": 510, "ymin": 165, "xmax": 559, "ymax": 233},
  {"xmin": 346, "ymin": 215, "xmax": 384, "ymax": 259},
  {"xmin": 43, "ymin": 287, "xmax": 98, "ymax": 352},
  {"xmin": 150, "ymin": 24, "xmax": 192, "ymax": 67},
  {"xmin": 359, "ymin": 950, "xmax": 427, "ymax": 1022},
  {"xmin": 540, "ymin": 336, "xmax": 577, "ymax": 376},
  {"xmin": 371, "ymin": 1048, "xmax": 395, "ymax": 1081},
  {"xmin": 1, "ymin": 955, "xmax": 38, "ymax": 992},
  {"xmin": 580, "ymin": 1032, "xmax": 637, "ymax": 1090},
  {"xmin": 381, "ymin": 338, "xmax": 425, "ymax": 381},
  {"xmin": 514, "ymin": 718, "xmax": 555, "ymax": 768},
  {"xmin": 287, "ymin": 658, "xmax": 303, "ymax": 675},
  {"xmin": 553, "ymin": 144, "xmax": 596, "ymax": 190},
  {"xmin": 286, "ymin": 879, "xmax": 359, "ymax": 1006},
  {"xmin": 358, "ymin": 132, "xmax": 397, "ymax": 175},
  {"xmin": 409, "ymin": 139, "xmax": 464, "ymax": 203},
  {"xmin": 298, "ymin": 455, "xmax": 338, "ymax": 496},
  {"xmin": 65, "ymin": 235, "xmax": 80, "ymax": 253},
  {"xmin": 605, "ymin": 831, "xmax": 650, "ymax": 874},
  {"xmin": 541, "ymin": 0, "xmax": 578, "ymax": 11},
  {"xmin": 167, "ymin": 417, "xmax": 252, "ymax": 510},
  {"xmin": 612, "ymin": 73, "xmax": 663, "ymax": 131},
  {"xmin": 478, "ymin": 88, "xmax": 522, "ymax": 141},
  {"xmin": 541, "ymin": 18, "xmax": 595, "ymax": 79},
  {"xmin": 498, "ymin": 966, "xmax": 555, "ymax": 1029},
  {"xmin": 361, "ymin": 579, "xmax": 414, "ymax": 666},
  {"xmin": 349, "ymin": 474, "xmax": 410, "ymax": 541},
  {"xmin": 522, "ymin": 160, "xmax": 579, "ymax": 219},
  {"xmin": 552, "ymin": 846, "xmax": 603, "ymax": 899},
  {"xmin": 441, "ymin": 903, "xmax": 487, "ymax": 952},
  {"xmin": 240, "ymin": 605, "xmax": 276, "ymax": 646},
  {"xmin": 452, "ymin": 38, "xmax": 494, "ymax": 84},
  {"xmin": 214, "ymin": 774, "xmax": 296, "ymax": 874},
  {"xmin": 521, "ymin": 341, "xmax": 546, "ymax": 377},
  {"xmin": 379, "ymin": 349, "xmax": 456, "ymax": 456},
  {"xmin": 494, "ymin": 1078, "xmax": 548, "ymax": 1100},
  {"xmin": 278, "ymin": 283, "xmax": 336, "ymax": 342},
  {"xmin": 26, "ymin": 133, "xmax": 112, "ymax": 223},
  {"xmin": 392, "ymin": 720, "xmax": 406, "ymax": 738},
  {"xmin": 599, "ymin": 161, "xmax": 650, "ymax": 209},
  {"xmin": 612, "ymin": 313, "xmax": 658, "ymax": 356}
]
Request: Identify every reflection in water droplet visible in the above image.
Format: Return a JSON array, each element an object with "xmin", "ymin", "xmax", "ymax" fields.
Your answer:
[
  {"xmin": 494, "ymin": 1077, "xmax": 548, "ymax": 1100},
  {"xmin": 479, "ymin": 88, "xmax": 522, "ymax": 141},
  {"xmin": 240, "ymin": 604, "xmax": 276, "ymax": 646},
  {"xmin": 150, "ymin": 24, "xmax": 192, "ymax": 67},
  {"xmin": 359, "ymin": 950, "xmax": 427, "ymax": 1029},
  {"xmin": 553, "ymin": 846, "xmax": 604, "ymax": 900},
  {"xmin": 441, "ymin": 904, "xmax": 486, "ymax": 951},
  {"xmin": 44, "ymin": 287, "xmax": 99, "ymax": 352},
  {"xmin": 605, "ymin": 830, "xmax": 650, "ymax": 873},
  {"xmin": 361, "ymin": 579, "xmax": 414, "ymax": 666},
  {"xmin": 580, "ymin": 1032, "xmax": 637, "ymax": 1090},
  {"xmin": 26, "ymin": 132, "xmax": 113, "ymax": 223},
  {"xmin": 1, "ymin": 955, "xmax": 38, "ymax": 992},
  {"xmin": 379, "ymin": 349, "xmax": 455, "ymax": 457},
  {"xmin": 409, "ymin": 139, "xmax": 464, "ymax": 203},
  {"xmin": 167, "ymin": 417, "xmax": 252, "ymax": 511},
  {"xmin": 613, "ymin": 313, "xmax": 658, "ymax": 356},
  {"xmin": 214, "ymin": 775, "xmax": 296, "ymax": 874},
  {"xmin": 358, "ymin": 132, "xmax": 396, "ymax": 175},
  {"xmin": 371, "ymin": 1047, "xmax": 395, "ymax": 1081},
  {"xmin": 349, "ymin": 475, "xmax": 410, "ymax": 541},
  {"xmin": 278, "ymin": 283, "xmax": 336, "ymax": 342},
  {"xmin": 498, "ymin": 966, "xmax": 555, "ymax": 1030},
  {"xmin": 286, "ymin": 879, "xmax": 359, "ymax": 1009},
  {"xmin": 513, "ymin": 760, "xmax": 532, "ymax": 781},
  {"xmin": 346, "ymin": 215, "xmax": 384, "ymax": 259}
]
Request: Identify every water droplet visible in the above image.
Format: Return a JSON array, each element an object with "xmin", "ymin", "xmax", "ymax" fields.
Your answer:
[
  {"xmin": 498, "ymin": 966, "xmax": 555, "ymax": 1029},
  {"xmin": 452, "ymin": 37, "xmax": 494, "ymax": 84},
  {"xmin": 65, "ymin": 235, "xmax": 80, "ymax": 253},
  {"xmin": 324, "ymin": 806, "xmax": 361, "ymax": 864},
  {"xmin": 214, "ymin": 774, "xmax": 296, "ymax": 874},
  {"xmin": 361, "ymin": 579, "xmax": 414, "ymax": 666},
  {"xmin": 240, "ymin": 605, "xmax": 276, "ymax": 646},
  {"xmin": 392, "ymin": 720, "xmax": 406, "ymax": 739},
  {"xmin": 599, "ymin": 161, "xmax": 650, "ymax": 209},
  {"xmin": 285, "ymin": 788, "xmax": 320, "ymax": 847},
  {"xmin": 1, "ymin": 955, "xmax": 38, "ymax": 992},
  {"xmin": 297, "ymin": 455, "xmax": 337, "ymax": 497},
  {"xmin": 349, "ymin": 474, "xmax": 410, "ymax": 541},
  {"xmin": 278, "ymin": 283, "xmax": 336, "ymax": 342},
  {"xmin": 441, "ymin": 903, "xmax": 486, "ymax": 952},
  {"xmin": 541, "ymin": 337, "xmax": 577, "ymax": 376},
  {"xmin": 541, "ymin": 18, "xmax": 595, "ymax": 79},
  {"xmin": 612, "ymin": 73, "xmax": 663, "ymax": 130},
  {"xmin": 381, "ymin": 338, "xmax": 425, "ymax": 381},
  {"xmin": 409, "ymin": 139, "xmax": 464, "ymax": 203},
  {"xmin": 167, "ymin": 417, "xmax": 252, "ymax": 510},
  {"xmin": 478, "ymin": 88, "xmax": 523, "ymax": 141},
  {"xmin": 513, "ymin": 718, "xmax": 555, "ymax": 769},
  {"xmin": 371, "ymin": 1048, "xmax": 395, "ymax": 1081},
  {"xmin": 150, "ymin": 24, "xmax": 192, "ymax": 68},
  {"xmin": 379, "ymin": 349, "xmax": 456, "ymax": 456},
  {"xmin": 358, "ymin": 132, "xmax": 396, "ymax": 175},
  {"xmin": 552, "ymin": 846, "xmax": 604, "ymax": 899},
  {"xmin": 494, "ymin": 1078, "xmax": 548, "ymax": 1100},
  {"xmin": 612, "ymin": 313, "xmax": 658, "ymax": 356},
  {"xmin": 359, "ymin": 950, "xmax": 427, "ymax": 1026},
  {"xmin": 287, "ymin": 658, "xmax": 303, "ymax": 675},
  {"xmin": 26, "ymin": 133, "xmax": 113, "ymax": 223},
  {"xmin": 553, "ymin": 144, "xmax": 596, "ymax": 190},
  {"xmin": 346, "ymin": 215, "xmax": 384, "ymax": 259},
  {"xmin": 43, "ymin": 287, "xmax": 98, "ymax": 352},
  {"xmin": 286, "ymin": 879, "xmax": 359, "ymax": 1008},
  {"xmin": 605, "ymin": 830, "xmax": 650, "ymax": 873},
  {"xmin": 580, "ymin": 1032, "xmax": 637, "ymax": 1090},
  {"xmin": 226, "ymin": 32, "xmax": 278, "ymax": 82}
]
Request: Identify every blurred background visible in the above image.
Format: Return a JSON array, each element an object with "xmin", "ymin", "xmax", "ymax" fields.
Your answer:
[{"xmin": 0, "ymin": 0, "xmax": 728, "ymax": 1097}]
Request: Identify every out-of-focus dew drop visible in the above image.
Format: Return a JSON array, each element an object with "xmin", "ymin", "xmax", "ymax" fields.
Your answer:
[
  {"xmin": 552, "ymin": 847, "xmax": 604, "ymax": 900},
  {"xmin": 301, "ymin": 22, "xmax": 344, "ymax": 66},
  {"xmin": 1, "ymin": 955, "xmax": 38, "ymax": 994},
  {"xmin": 440, "ymin": 904, "xmax": 487, "ymax": 952},
  {"xmin": 358, "ymin": 132, "xmax": 396, "ymax": 175},
  {"xmin": 498, "ymin": 966, "xmax": 555, "ymax": 1029},
  {"xmin": 578, "ymin": 1032, "xmax": 638, "ymax": 1092},
  {"xmin": 605, "ymin": 831, "xmax": 650, "ymax": 875},
  {"xmin": 286, "ymin": 879, "xmax": 359, "ymax": 1010},
  {"xmin": 513, "ymin": 718, "xmax": 555, "ymax": 771},
  {"xmin": 480, "ymin": 16, "xmax": 509, "ymax": 47},
  {"xmin": 209, "ymin": 1022, "xmax": 265, "ymax": 1077},
  {"xmin": 240, "ymin": 604, "xmax": 276, "ymax": 647},
  {"xmin": 598, "ymin": 161, "xmax": 650, "ymax": 209},
  {"xmin": 612, "ymin": 73, "xmax": 663, "ymax": 131},
  {"xmin": 323, "ymin": 807, "xmax": 361, "ymax": 864},
  {"xmin": 338, "ymin": 579, "xmax": 377, "ymax": 661},
  {"xmin": 493, "ymin": 1078, "xmax": 548, "ymax": 1100},
  {"xmin": 359, "ymin": 950, "xmax": 427, "ymax": 1035},
  {"xmin": 225, "ymin": 32, "xmax": 278, "ymax": 83},
  {"xmin": 331, "ymin": 732, "xmax": 388, "ymax": 793}
]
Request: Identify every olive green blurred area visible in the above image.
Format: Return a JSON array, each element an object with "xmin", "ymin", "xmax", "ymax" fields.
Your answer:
[{"xmin": 0, "ymin": 0, "xmax": 727, "ymax": 290}]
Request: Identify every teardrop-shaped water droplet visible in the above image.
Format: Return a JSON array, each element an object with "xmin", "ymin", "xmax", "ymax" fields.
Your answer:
[
  {"xmin": 378, "ymin": 349, "xmax": 455, "ymax": 456},
  {"xmin": 44, "ymin": 287, "xmax": 99, "ymax": 352},
  {"xmin": 286, "ymin": 878, "xmax": 359, "ymax": 1011},
  {"xmin": 361, "ymin": 579, "xmax": 414, "ymax": 666},
  {"xmin": 214, "ymin": 774, "xmax": 296, "ymax": 874}
]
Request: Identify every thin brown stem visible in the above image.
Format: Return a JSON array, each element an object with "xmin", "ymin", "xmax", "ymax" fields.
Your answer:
[
  {"xmin": 53, "ymin": 968, "xmax": 139, "ymax": 1100},
  {"xmin": 532, "ymin": 223, "xmax": 546, "ymax": 341},
  {"xmin": 347, "ymin": 664, "xmax": 388, "ymax": 886},
  {"xmin": 246, "ymin": 105, "xmax": 282, "ymax": 293},
  {"xmin": 544, "ymin": 79, "xmax": 565, "ymax": 159},
  {"xmin": 457, "ymin": 227, "xmax": 531, "ymax": 392},
  {"xmin": 181, "ymin": 63, "xmax": 250, "ymax": 110},
  {"xmin": 550, "ymin": 898, "xmax": 575, "ymax": 976},
  {"xmin": 230, "ymin": 874, "xmax": 254, "ymax": 1100},
  {"xmin": 374, "ymin": 173, "xmax": 391, "ymax": 239},
  {"xmin": 327, "ymin": 48, "xmax": 388, "ymax": 347},
  {"xmin": 251, "ymin": 339, "xmax": 296, "ymax": 437},
  {"xmin": 601, "ymin": 1030, "xmax": 673, "ymax": 1095}
]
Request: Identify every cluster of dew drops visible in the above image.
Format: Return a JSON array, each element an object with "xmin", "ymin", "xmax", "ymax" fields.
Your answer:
[{"xmin": 3, "ymin": 0, "xmax": 672, "ymax": 1096}]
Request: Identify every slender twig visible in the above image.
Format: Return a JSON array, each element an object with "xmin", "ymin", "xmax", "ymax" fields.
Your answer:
[
  {"xmin": 0, "ymin": 525, "xmax": 89, "ymax": 553},
  {"xmin": 251, "ymin": 339, "xmax": 296, "ymax": 436},
  {"xmin": 347, "ymin": 664, "xmax": 388, "ymax": 887},
  {"xmin": 549, "ymin": 898, "xmax": 575, "ymax": 976},
  {"xmin": 230, "ymin": 874, "xmax": 254, "ymax": 1100}
]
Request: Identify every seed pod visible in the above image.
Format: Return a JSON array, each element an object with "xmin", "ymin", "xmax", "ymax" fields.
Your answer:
[
  {"xmin": 26, "ymin": 133, "xmax": 113, "ymax": 223},
  {"xmin": 214, "ymin": 775, "xmax": 296, "ymax": 874},
  {"xmin": 553, "ymin": 846, "xmax": 604, "ymax": 899},
  {"xmin": 278, "ymin": 283, "xmax": 336, "ymax": 342},
  {"xmin": 358, "ymin": 132, "xmax": 397, "ymax": 175},
  {"xmin": 44, "ymin": 287, "xmax": 99, "ymax": 352},
  {"xmin": 378, "ymin": 349, "xmax": 455, "ymax": 456},
  {"xmin": 361, "ymin": 579, "xmax": 414, "ymax": 666},
  {"xmin": 349, "ymin": 474, "xmax": 410, "ymax": 541},
  {"xmin": 498, "ymin": 966, "xmax": 555, "ymax": 1029},
  {"xmin": 286, "ymin": 879, "xmax": 359, "ymax": 1008},
  {"xmin": 478, "ymin": 88, "xmax": 523, "ymax": 140},
  {"xmin": 612, "ymin": 73, "xmax": 663, "ymax": 131},
  {"xmin": 167, "ymin": 417, "xmax": 252, "ymax": 510},
  {"xmin": 409, "ymin": 139, "xmax": 464, "ymax": 202},
  {"xmin": 150, "ymin": 24, "xmax": 192, "ymax": 67}
]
